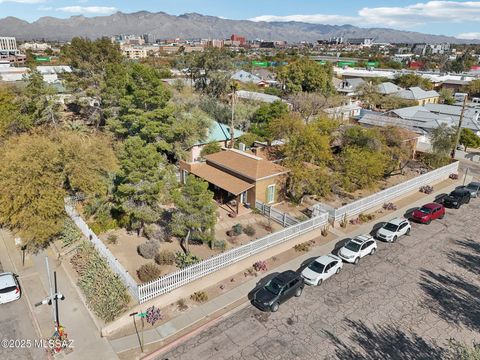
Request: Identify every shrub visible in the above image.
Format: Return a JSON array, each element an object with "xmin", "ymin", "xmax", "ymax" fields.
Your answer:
[
  {"xmin": 294, "ymin": 242, "xmax": 311, "ymax": 252},
  {"xmin": 70, "ymin": 242, "xmax": 130, "ymax": 322},
  {"xmin": 137, "ymin": 263, "xmax": 161, "ymax": 283},
  {"xmin": 383, "ymin": 202, "xmax": 397, "ymax": 211},
  {"xmin": 243, "ymin": 225, "xmax": 256, "ymax": 237},
  {"xmin": 177, "ymin": 298, "xmax": 188, "ymax": 311},
  {"xmin": 232, "ymin": 224, "xmax": 243, "ymax": 236},
  {"xmin": 420, "ymin": 185, "xmax": 434, "ymax": 194},
  {"xmin": 449, "ymin": 173, "xmax": 459, "ymax": 180},
  {"xmin": 253, "ymin": 260, "xmax": 268, "ymax": 272},
  {"xmin": 349, "ymin": 217, "xmax": 361, "ymax": 225},
  {"xmin": 106, "ymin": 234, "xmax": 118, "ymax": 245},
  {"xmin": 59, "ymin": 218, "xmax": 83, "ymax": 248},
  {"xmin": 190, "ymin": 291, "xmax": 208, "ymax": 303},
  {"xmin": 211, "ymin": 240, "xmax": 226, "ymax": 251},
  {"xmin": 155, "ymin": 250, "xmax": 175, "ymax": 265},
  {"xmin": 321, "ymin": 225, "xmax": 329, "ymax": 237},
  {"xmin": 137, "ymin": 240, "xmax": 160, "ymax": 259},
  {"xmin": 358, "ymin": 213, "xmax": 375, "ymax": 223},
  {"xmin": 144, "ymin": 224, "xmax": 166, "ymax": 242},
  {"xmin": 175, "ymin": 252, "xmax": 201, "ymax": 269}
]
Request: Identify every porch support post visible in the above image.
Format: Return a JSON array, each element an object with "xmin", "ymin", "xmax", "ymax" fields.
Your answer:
[{"xmin": 236, "ymin": 195, "xmax": 240, "ymax": 214}]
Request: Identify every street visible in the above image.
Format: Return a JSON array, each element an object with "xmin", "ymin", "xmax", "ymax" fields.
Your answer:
[
  {"xmin": 159, "ymin": 197, "xmax": 480, "ymax": 360},
  {"xmin": 0, "ymin": 254, "xmax": 45, "ymax": 360}
]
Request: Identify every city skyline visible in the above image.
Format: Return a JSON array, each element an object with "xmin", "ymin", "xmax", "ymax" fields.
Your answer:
[{"xmin": 0, "ymin": 0, "xmax": 480, "ymax": 40}]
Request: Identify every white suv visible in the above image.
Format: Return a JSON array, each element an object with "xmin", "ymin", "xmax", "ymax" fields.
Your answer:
[
  {"xmin": 376, "ymin": 217, "xmax": 411, "ymax": 242},
  {"xmin": 338, "ymin": 234, "xmax": 377, "ymax": 264},
  {"xmin": 301, "ymin": 254, "xmax": 343, "ymax": 286},
  {"xmin": 0, "ymin": 272, "xmax": 20, "ymax": 304}
]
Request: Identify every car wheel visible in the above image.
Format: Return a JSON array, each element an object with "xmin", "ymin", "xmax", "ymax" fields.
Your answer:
[
  {"xmin": 354, "ymin": 257, "xmax": 360, "ymax": 265},
  {"xmin": 294, "ymin": 287, "xmax": 303, "ymax": 297},
  {"xmin": 426, "ymin": 219, "xmax": 431, "ymax": 225},
  {"xmin": 317, "ymin": 279, "xmax": 323, "ymax": 286},
  {"xmin": 270, "ymin": 302, "xmax": 279, "ymax": 312},
  {"xmin": 466, "ymin": 197, "xmax": 471, "ymax": 204},
  {"xmin": 336, "ymin": 266, "xmax": 342, "ymax": 274},
  {"xmin": 406, "ymin": 228, "xmax": 411, "ymax": 235},
  {"xmin": 439, "ymin": 213, "xmax": 445, "ymax": 219},
  {"xmin": 392, "ymin": 235, "xmax": 398, "ymax": 243},
  {"xmin": 456, "ymin": 204, "xmax": 460, "ymax": 209},
  {"xmin": 370, "ymin": 248, "xmax": 376, "ymax": 255}
]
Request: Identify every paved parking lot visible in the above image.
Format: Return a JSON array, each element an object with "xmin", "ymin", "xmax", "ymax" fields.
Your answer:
[{"xmin": 159, "ymin": 199, "xmax": 480, "ymax": 360}]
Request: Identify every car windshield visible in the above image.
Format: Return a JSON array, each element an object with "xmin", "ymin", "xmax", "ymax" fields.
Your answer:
[
  {"xmin": 265, "ymin": 279, "xmax": 283, "ymax": 295},
  {"xmin": 419, "ymin": 207, "xmax": 431, "ymax": 214},
  {"xmin": 308, "ymin": 261, "xmax": 325, "ymax": 274},
  {"xmin": 383, "ymin": 223, "xmax": 399, "ymax": 232},
  {"xmin": 0, "ymin": 286, "xmax": 17, "ymax": 294},
  {"xmin": 345, "ymin": 241, "xmax": 361, "ymax": 252},
  {"xmin": 467, "ymin": 184, "xmax": 478, "ymax": 190}
]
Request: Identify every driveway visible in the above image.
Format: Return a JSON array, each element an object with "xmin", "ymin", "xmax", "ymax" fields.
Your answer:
[{"xmin": 159, "ymin": 199, "xmax": 480, "ymax": 360}]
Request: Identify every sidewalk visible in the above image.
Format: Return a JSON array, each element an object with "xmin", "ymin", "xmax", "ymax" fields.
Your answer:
[
  {"xmin": 0, "ymin": 230, "xmax": 119, "ymax": 360},
  {"xmin": 110, "ymin": 178, "xmax": 464, "ymax": 358}
]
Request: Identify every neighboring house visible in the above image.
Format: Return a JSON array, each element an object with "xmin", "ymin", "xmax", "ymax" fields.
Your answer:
[
  {"xmin": 179, "ymin": 149, "xmax": 289, "ymax": 214},
  {"xmin": 236, "ymin": 90, "xmax": 281, "ymax": 104},
  {"xmin": 395, "ymin": 87, "xmax": 440, "ymax": 105},
  {"xmin": 336, "ymin": 78, "xmax": 365, "ymax": 96},
  {"xmin": 252, "ymin": 68, "xmax": 278, "ymax": 86},
  {"xmin": 377, "ymin": 82, "xmax": 404, "ymax": 95},
  {"xmin": 324, "ymin": 101, "xmax": 362, "ymax": 121},
  {"xmin": 186, "ymin": 121, "xmax": 244, "ymax": 163},
  {"xmin": 231, "ymin": 70, "xmax": 262, "ymax": 85},
  {"xmin": 358, "ymin": 103, "xmax": 480, "ymax": 135}
]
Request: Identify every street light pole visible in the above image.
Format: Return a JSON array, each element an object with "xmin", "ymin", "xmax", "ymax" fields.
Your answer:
[
  {"xmin": 452, "ymin": 94, "xmax": 468, "ymax": 159},
  {"xmin": 130, "ymin": 312, "xmax": 143, "ymax": 353},
  {"xmin": 45, "ymin": 257, "xmax": 57, "ymax": 332}
]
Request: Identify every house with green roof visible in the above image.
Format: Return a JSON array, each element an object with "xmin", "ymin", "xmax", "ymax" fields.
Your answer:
[{"xmin": 187, "ymin": 121, "xmax": 244, "ymax": 162}]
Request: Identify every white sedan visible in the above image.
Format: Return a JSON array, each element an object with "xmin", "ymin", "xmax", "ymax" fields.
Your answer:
[
  {"xmin": 301, "ymin": 254, "xmax": 343, "ymax": 286},
  {"xmin": 0, "ymin": 272, "xmax": 20, "ymax": 304},
  {"xmin": 338, "ymin": 234, "xmax": 377, "ymax": 264},
  {"xmin": 376, "ymin": 217, "xmax": 411, "ymax": 243}
]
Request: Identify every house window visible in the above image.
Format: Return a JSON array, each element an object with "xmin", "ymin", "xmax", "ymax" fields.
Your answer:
[{"xmin": 267, "ymin": 184, "xmax": 275, "ymax": 204}]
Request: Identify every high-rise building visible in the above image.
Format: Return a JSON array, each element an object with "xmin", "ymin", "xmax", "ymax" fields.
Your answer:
[
  {"xmin": 230, "ymin": 34, "xmax": 246, "ymax": 46},
  {"xmin": 143, "ymin": 33, "xmax": 156, "ymax": 44},
  {"xmin": 0, "ymin": 37, "xmax": 19, "ymax": 58}
]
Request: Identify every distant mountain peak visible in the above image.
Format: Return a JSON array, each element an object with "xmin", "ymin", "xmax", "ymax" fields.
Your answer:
[{"xmin": 0, "ymin": 11, "xmax": 473, "ymax": 43}]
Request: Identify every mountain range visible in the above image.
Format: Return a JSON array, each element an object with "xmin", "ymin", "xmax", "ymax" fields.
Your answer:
[{"xmin": 0, "ymin": 11, "xmax": 475, "ymax": 44}]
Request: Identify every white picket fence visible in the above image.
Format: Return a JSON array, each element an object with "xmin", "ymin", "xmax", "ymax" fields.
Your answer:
[
  {"xmin": 64, "ymin": 200, "xmax": 139, "ymax": 301},
  {"xmin": 138, "ymin": 212, "xmax": 328, "ymax": 303},
  {"xmin": 255, "ymin": 201, "xmax": 299, "ymax": 227},
  {"xmin": 313, "ymin": 161, "xmax": 459, "ymax": 222}
]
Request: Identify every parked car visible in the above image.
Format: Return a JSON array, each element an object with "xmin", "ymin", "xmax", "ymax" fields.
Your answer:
[
  {"xmin": 301, "ymin": 254, "xmax": 343, "ymax": 286},
  {"xmin": 0, "ymin": 272, "xmax": 20, "ymax": 304},
  {"xmin": 411, "ymin": 203, "xmax": 445, "ymax": 224},
  {"xmin": 251, "ymin": 270, "xmax": 304, "ymax": 312},
  {"xmin": 463, "ymin": 182, "xmax": 480, "ymax": 198},
  {"xmin": 338, "ymin": 235, "xmax": 377, "ymax": 264},
  {"xmin": 375, "ymin": 217, "xmax": 411, "ymax": 242},
  {"xmin": 443, "ymin": 189, "xmax": 471, "ymax": 209}
]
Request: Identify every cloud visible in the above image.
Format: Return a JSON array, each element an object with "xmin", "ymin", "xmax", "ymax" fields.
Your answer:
[
  {"xmin": 250, "ymin": 1, "xmax": 480, "ymax": 29},
  {"xmin": 457, "ymin": 32, "xmax": 480, "ymax": 39},
  {"xmin": 56, "ymin": 6, "xmax": 117, "ymax": 15}
]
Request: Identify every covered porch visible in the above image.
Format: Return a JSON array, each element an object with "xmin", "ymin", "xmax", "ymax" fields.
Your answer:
[{"xmin": 188, "ymin": 163, "xmax": 255, "ymax": 215}]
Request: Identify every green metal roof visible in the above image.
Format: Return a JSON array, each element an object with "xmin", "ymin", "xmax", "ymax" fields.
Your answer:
[{"xmin": 195, "ymin": 121, "xmax": 244, "ymax": 146}]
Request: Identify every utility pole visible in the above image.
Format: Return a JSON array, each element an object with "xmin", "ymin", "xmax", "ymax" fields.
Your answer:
[
  {"xmin": 35, "ymin": 258, "xmax": 65, "ymax": 333},
  {"xmin": 451, "ymin": 94, "xmax": 468, "ymax": 159}
]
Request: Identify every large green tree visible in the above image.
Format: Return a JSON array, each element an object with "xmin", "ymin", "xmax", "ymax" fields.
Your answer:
[
  {"xmin": 276, "ymin": 58, "xmax": 334, "ymax": 94},
  {"xmin": 170, "ymin": 176, "xmax": 216, "ymax": 249},
  {"xmin": 395, "ymin": 74, "xmax": 434, "ymax": 90},
  {"xmin": 460, "ymin": 128, "xmax": 480, "ymax": 150},
  {"xmin": 341, "ymin": 146, "xmax": 388, "ymax": 191},
  {"xmin": 0, "ymin": 131, "xmax": 118, "ymax": 248},
  {"xmin": 0, "ymin": 85, "xmax": 32, "ymax": 138},
  {"xmin": 115, "ymin": 136, "xmax": 175, "ymax": 234}
]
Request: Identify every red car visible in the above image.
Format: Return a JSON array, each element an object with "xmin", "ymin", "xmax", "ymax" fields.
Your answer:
[{"xmin": 411, "ymin": 203, "xmax": 445, "ymax": 224}]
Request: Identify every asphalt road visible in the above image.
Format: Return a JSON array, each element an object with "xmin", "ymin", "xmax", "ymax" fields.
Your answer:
[
  {"xmin": 159, "ymin": 197, "xmax": 480, "ymax": 360},
  {"xmin": 0, "ymin": 255, "xmax": 46, "ymax": 360}
]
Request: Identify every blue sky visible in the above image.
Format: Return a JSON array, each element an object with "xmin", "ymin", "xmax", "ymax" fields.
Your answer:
[{"xmin": 1, "ymin": 0, "xmax": 480, "ymax": 39}]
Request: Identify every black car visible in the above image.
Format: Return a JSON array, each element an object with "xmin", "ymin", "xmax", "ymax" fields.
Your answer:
[
  {"xmin": 251, "ymin": 270, "xmax": 304, "ymax": 312},
  {"xmin": 443, "ymin": 188, "xmax": 471, "ymax": 209}
]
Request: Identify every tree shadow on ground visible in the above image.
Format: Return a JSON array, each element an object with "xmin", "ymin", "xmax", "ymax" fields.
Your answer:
[
  {"xmin": 419, "ymin": 268, "xmax": 480, "ymax": 332},
  {"xmin": 324, "ymin": 318, "xmax": 445, "ymax": 360},
  {"xmin": 447, "ymin": 238, "xmax": 480, "ymax": 276}
]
